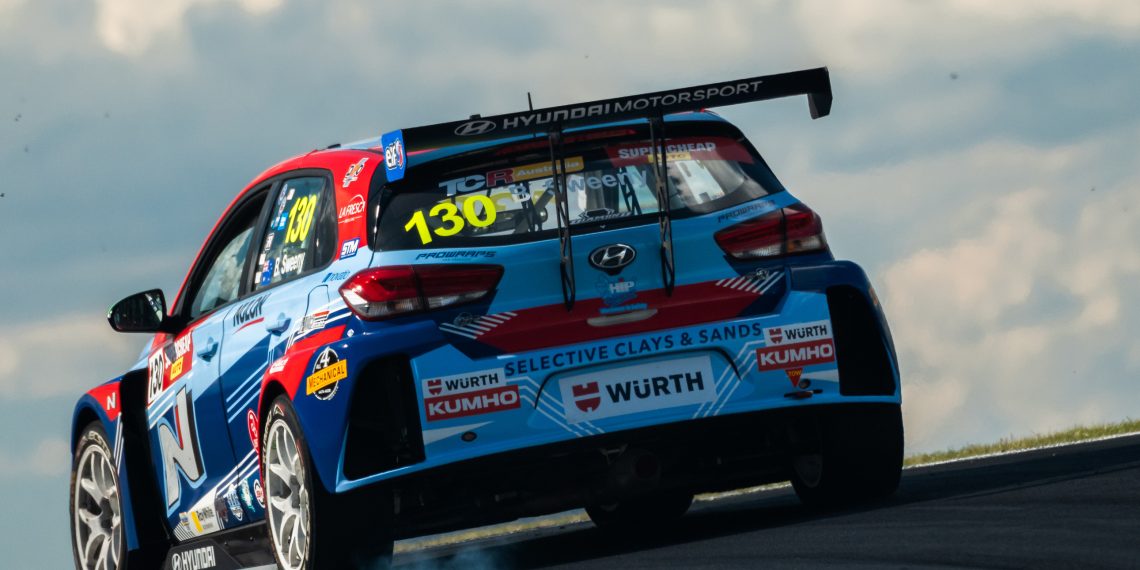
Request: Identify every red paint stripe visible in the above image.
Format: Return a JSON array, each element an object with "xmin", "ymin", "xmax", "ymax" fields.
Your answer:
[{"xmin": 235, "ymin": 317, "xmax": 265, "ymax": 333}]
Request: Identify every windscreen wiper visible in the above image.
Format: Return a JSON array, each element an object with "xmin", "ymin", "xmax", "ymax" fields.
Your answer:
[
  {"xmin": 548, "ymin": 129, "xmax": 575, "ymax": 310},
  {"xmin": 648, "ymin": 115, "xmax": 676, "ymax": 296}
]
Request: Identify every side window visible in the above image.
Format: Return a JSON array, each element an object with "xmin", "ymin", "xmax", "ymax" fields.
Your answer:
[
  {"xmin": 253, "ymin": 176, "xmax": 334, "ymax": 290},
  {"xmin": 190, "ymin": 225, "xmax": 257, "ymax": 319}
]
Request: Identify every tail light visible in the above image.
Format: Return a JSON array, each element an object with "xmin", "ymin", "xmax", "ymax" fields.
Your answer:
[
  {"xmin": 339, "ymin": 264, "xmax": 504, "ymax": 320},
  {"xmin": 714, "ymin": 203, "xmax": 828, "ymax": 259}
]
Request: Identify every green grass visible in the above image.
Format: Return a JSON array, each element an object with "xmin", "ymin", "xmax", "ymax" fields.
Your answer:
[
  {"xmin": 396, "ymin": 418, "xmax": 1140, "ymax": 553},
  {"xmin": 904, "ymin": 418, "xmax": 1140, "ymax": 467}
]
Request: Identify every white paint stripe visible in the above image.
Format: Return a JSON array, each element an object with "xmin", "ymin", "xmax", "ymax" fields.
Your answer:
[
  {"xmin": 437, "ymin": 325, "xmax": 479, "ymax": 339},
  {"xmin": 758, "ymin": 273, "xmax": 783, "ymax": 295},
  {"xmin": 210, "ymin": 451, "xmax": 257, "ymax": 494},
  {"xmin": 227, "ymin": 394, "xmax": 260, "ymax": 423},
  {"xmin": 481, "ymin": 314, "xmax": 508, "ymax": 324},
  {"xmin": 225, "ymin": 362, "xmax": 269, "ymax": 405},
  {"xmin": 146, "ymin": 388, "xmax": 179, "ymax": 423}
]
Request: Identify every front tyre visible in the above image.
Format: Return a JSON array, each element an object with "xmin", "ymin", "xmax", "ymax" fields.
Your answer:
[
  {"xmin": 790, "ymin": 404, "xmax": 904, "ymax": 507},
  {"xmin": 70, "ymin": 422, "xmax": 123, "ymax": 570},
  {"xmin": 263, "ymin": 396, "xmax": 394, "ymax": 570}
]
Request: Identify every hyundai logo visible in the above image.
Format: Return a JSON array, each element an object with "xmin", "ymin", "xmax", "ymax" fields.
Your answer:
[
  {"xmin": 588, "ymin": 244, "xmax": 637, "ymax": 275},
  {"xmin": 454, "ymin": 120, "xmax": 497, "ymax": 136}
]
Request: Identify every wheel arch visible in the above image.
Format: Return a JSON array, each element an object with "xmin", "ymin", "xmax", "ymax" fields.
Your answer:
[{"xmin": 73, "ymin": 369, "xmax": 173, "ymax": 567}]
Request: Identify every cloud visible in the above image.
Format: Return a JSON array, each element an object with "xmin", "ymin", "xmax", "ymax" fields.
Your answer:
[
  {"xmin": 0, "ymin": 314, "xmax": 143, "ymax": 400},
  {"xmin": 0, "ymin": 437, "xmax": 70, "ymax": 478},
  {"xmin": 869, "ymin": 144, "xmax": 1140, "ymax": 451},
  {"xmin": 792, "ymin": 0, "xmax": 1140, "ymax": 75},
  {"xmin": 93, "ymin": 0, "xmax": 282, "ymax": 55}
]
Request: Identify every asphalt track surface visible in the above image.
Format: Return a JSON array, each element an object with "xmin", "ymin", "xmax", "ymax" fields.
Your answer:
[{"xmin": 395, "ymin": 433, "xmax": 1140, "ymax": 569}]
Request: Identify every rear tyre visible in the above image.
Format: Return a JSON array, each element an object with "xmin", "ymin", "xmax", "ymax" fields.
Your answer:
[
  {"xmin": 790, "ymin": 405, "xmax": 904, "ymax": 507},
  {"xmin": 263, "ymin": 396, "xmax": 394, "ymax": 570},
  {"xmin": 70, "ymin": 421, "xmax": 124, "ymax": 570},
  {"xmin": 586, "ymin": 491, "xmax": 694, "ymax": 528}
]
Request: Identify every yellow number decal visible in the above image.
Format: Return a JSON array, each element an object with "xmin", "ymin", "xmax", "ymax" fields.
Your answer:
[
  {"xmin": 404, "ymin": 211, "xmax": 432, "ymax": 245},
  {"xmin": 404, "ymin": 196, "xmax": 499, "ymax": 245},
  {"xmin": 463, "ymin": 195, "xmax": 497, "ymax": 228},
  {"xmin": 429, "ymin": 202, "xmax": 464, "ymax": 237},
  {"xmin": 286, "ymin": 195, "xmax": 318, "ymax": 244}
]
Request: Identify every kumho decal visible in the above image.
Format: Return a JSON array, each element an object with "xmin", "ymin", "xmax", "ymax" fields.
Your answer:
[
  {"xmin": 558, "ymin": 356, "xmax": 716, "ymax": 423},
  {"xmin": 424, "ymin": 385, "xmax": 520, "ymax": 422},
  {"xmin": 756, "ymin": 339, "xmax": 835, "ymax": 371}
]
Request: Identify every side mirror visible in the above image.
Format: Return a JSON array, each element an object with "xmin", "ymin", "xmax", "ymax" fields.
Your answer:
[{"xmin": 107, "ymin": 289, "xmax": 169, "ymax": 333}]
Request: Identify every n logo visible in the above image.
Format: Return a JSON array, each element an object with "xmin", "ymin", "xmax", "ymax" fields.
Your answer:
[{"xmin": 157, "ymin": 388, "xmax": 205, "ymax": 510}]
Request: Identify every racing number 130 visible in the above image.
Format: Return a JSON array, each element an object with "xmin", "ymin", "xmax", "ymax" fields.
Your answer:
[
  {"xmin": 404, "ymin": 196, "xmax": 496, "ymax": 245},
  {"xmin": 286, "ymin": 195, "xmax": 318, "ymax": 244}
]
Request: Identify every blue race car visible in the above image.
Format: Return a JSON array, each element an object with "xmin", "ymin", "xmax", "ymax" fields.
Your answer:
[{"xmin": 70, "ymin": 67, "xmax": 903, "ymax": 570}]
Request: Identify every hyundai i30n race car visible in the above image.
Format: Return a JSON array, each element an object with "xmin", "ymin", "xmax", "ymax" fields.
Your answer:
[{"xmin": 70, "ymin": 67, "xmax": 903, "ymax": 569}]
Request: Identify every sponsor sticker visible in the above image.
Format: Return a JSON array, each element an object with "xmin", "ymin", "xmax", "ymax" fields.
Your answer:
[
  {"xmin": 784, "ymin": 368, "xmax": 804, "ymax": 387},
  {"xmin": 240, "ymin": 481, "xmax": 254, "ymax": 511},
  {"xmin": 764, "ymin": 320, "xmax": 830, "ymax": 345},
  {"xmin": 246, "ymin": 409, "xmax": 259, "ymax": 452},
  {"xmin": 756, "ymin": 339, "xmax": 835, "ymax": 371},
  {"xmin": 323, "ymin": 270, "xmax": 352, "ymax": 283},
  {"xmin": 424, "ymin": 385, "xmax": 519, "ymax": 422},
  {"xmin": 146, "ymin": 332, "xmax": 196, "ymax": 404},
  {"xmin": 169, "ymin": 544, "xmax": 218, "ymax": 570},
  {"xmin": 339, "ymin": 237, "xmax": 360, "ymax": 259},
  {"xmin": 421, "ymin": 368, "xmax": 519, "ymax": 421},
  {"xmin": 268, "ymin": 357, "xmax": 287, "ymax": 374},
  {"xmin": 338, "ymin": 194, "xmax": 366, "ymax": 223},
  {"xmin": 342, "ymin": 157, "xmax": 368, "ymax": 188},
  {"xmin": 381, "ymin": 130, "xmax": 406, "ymax": 182},
  {"xmin": 422, "ymin": 368, "xmax": 507, "ymax": 397},
  {"xmin": 225, "ymin": 487, "xmax": 244, "ymax": 522},
  {"xmin": 232, "ymin": 296, "xmax": 267, "ymax": 330},
  {"xmin": 253, "ymin": 479, "xmax": 265, "ymax": 508},
  {"xmin": 558, "ymin": 355, "xmax": 716, "ymax": 423},
  {"xmin": 306, "ymin": 347, "xmax": 347, "ymax": 400}
]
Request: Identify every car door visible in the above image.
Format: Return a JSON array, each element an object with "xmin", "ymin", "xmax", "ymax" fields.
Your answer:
[
  {"xmin": 146, "ymin": 188, "xmax": 269, "ymax": 540},
  {"xmin": 215, "ymin": 173, "xmax": 338, "ymax": 517}
]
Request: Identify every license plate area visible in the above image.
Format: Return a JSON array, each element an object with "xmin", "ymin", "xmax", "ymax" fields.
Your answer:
[{"xmin": 556, "ymin": 354, "xmax": 718, "ymax": 424}]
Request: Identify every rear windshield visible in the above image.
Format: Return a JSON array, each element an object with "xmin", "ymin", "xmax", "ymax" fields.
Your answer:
[{"xmin": 374, "ymin": 123, "xmax": 784, "ymax": 250}]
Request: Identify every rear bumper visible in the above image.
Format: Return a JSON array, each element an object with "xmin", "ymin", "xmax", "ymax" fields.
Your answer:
[
  {"xmin": 390, "ymin": 402, "xmax": 901, "ymax": 538},
  {"xmin": 310, "ymin": 260, "xmax": 899, "ymax": 496}
]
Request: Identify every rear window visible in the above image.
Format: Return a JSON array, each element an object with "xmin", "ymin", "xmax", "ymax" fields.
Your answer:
[{"xmin": 374, "ymin": 124, "xmax": 784, "ymax": 250}]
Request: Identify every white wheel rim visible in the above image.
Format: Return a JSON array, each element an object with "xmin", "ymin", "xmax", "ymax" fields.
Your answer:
[
  {"xmin": 265, "ymin": 417, "xmax": 310, "ymax": 570},
  {"xmin": 72, "ymin": 441, "xmax": 121, "ymax": 570}
]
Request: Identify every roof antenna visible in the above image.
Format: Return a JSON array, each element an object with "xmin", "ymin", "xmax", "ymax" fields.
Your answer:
[{"xmin": 527, "ymin": 92, "xmax": 534, "ymax": 111}]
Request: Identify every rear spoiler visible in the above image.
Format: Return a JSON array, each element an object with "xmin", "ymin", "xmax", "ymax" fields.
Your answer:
[
  {"xmin": 381, "ymin": 67, "xmax": 831, "ymax": 162},
  {"xmin": 376, "ymin": 67, "xmax": 833, "ymax": 311}
]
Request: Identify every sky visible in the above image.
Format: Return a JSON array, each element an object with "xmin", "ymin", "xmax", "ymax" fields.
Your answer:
[{"xmin": 1, "ymin": 0, "xmax": 1139, "ymax": 567}]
